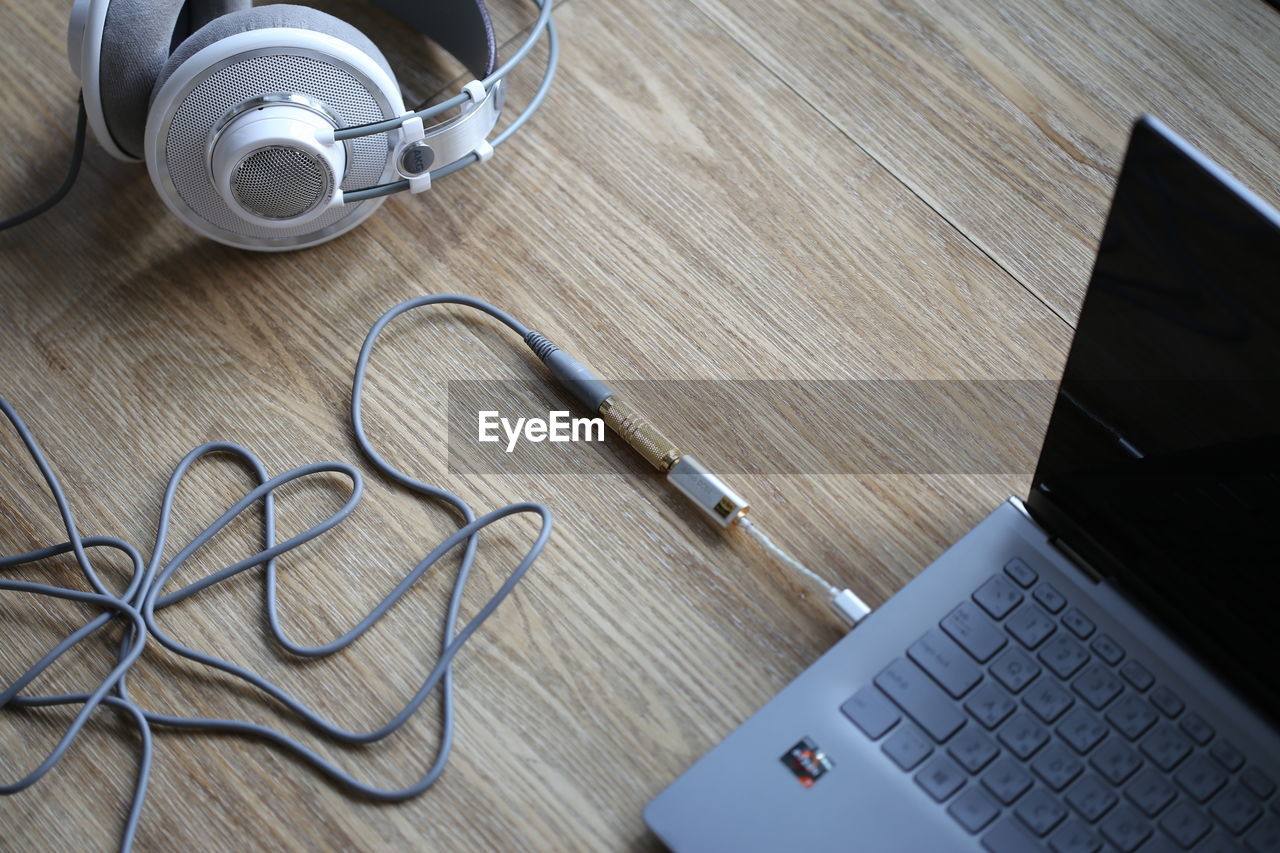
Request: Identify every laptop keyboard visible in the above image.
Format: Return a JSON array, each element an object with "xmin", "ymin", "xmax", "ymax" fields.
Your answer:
[{"xmin": 840, "ymin": 558, "xmax": 1280, "ymax": 852}]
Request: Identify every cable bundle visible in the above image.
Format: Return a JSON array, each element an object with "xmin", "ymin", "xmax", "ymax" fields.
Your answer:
[{"xmin": 0, "ymin": 296, "xmax": 553, "ymax": 852}]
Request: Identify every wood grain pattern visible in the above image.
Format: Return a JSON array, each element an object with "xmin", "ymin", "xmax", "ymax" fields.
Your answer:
[
  {"xmin": 692, "ymin": 0, "xmax": 1280, "ymax": 319},
  {"xmin": 0, "ymin": 0, "xmax": 1269, "ymax": 850}
]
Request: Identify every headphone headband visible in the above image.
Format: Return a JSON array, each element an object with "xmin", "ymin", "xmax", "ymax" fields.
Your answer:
[
  {"xmin": 255, "ymin": 0, "xmax": 555, "ymax": 203},
  {"xmin": 371, "ymin": 0, "xmax": 497, "ymax": 79}
]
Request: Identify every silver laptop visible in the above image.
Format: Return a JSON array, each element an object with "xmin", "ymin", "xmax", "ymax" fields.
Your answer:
[{"xmin": 645, "ymin": 117, "xmax": 1280, "ymax": 853}]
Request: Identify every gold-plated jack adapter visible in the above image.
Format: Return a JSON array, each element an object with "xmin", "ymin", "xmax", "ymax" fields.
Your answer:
[{"xmin": 599, "ymin": 397, "xmax": 682, "ymax": 471}]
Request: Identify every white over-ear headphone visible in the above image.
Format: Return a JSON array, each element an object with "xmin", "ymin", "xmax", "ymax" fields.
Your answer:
[{"xmin": 64, "ymin": 0, "xmax": 555, "ymax": 250}]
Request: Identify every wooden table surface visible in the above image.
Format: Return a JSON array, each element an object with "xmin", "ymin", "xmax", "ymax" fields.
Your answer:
[{"xmin": 1, "ymin": 0, "xmax": 1277, "ymax": 850}]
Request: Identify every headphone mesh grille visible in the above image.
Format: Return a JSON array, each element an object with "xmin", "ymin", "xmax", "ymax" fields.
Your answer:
[
  {"xmin": 161, "ymin": 53, "xmax": 393, "ymax": 242},
  {"xmin": 231, "ymin": 146, "xmax": 330, "ymax": 219}
]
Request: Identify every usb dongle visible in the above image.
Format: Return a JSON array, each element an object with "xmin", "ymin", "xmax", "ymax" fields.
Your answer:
[{"xmin": 666, "ymin": 454, "xmax": 748, "ymax": 527}]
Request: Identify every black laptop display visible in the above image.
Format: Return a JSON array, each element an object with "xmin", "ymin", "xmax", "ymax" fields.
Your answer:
[{"xmin": 1029, "ymin": 118, "xmax": 1280, "ymax": 725}]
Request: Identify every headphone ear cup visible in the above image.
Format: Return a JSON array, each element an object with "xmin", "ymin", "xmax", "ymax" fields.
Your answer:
[
  {"xmin": 83, "ymin": 0, "xmax": 251, "ymax": 160},
  {"xmin": 144, "ymin": 5, "xmax": 405, "ymax": 250}
]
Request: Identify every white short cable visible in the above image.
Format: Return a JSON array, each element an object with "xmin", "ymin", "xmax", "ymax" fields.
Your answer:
[{"xmin": 736, "ymin": 516, "xmax": 871, "ymax": 627}]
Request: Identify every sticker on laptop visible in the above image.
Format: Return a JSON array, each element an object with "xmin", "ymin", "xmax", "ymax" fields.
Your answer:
[{"xmin": 780, "ymin": 737, "xmax": 833, "ymax": 787}]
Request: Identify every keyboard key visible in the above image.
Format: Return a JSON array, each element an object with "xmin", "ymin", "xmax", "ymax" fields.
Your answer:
[
  {"xmin": 1061, "ymin": 608, "xmax": 1095, "ymax": 640},
  {"xmin": 1024, "ymin": 679, "xmax": 1075, "ymax": 724},
  {"xmin": 1124, "ymin": 767, "xmax": 1177, "ymax": 817},
  {"xmin": 1032, "ymin": 743, "xmax": 1084, "ymax": 792},
  {"xmin": 915, "ymin": 754, "xmax": 967, "ymax": 802},
  {"xmin": 1040, "ymin": 635, "xmax": 1091, "ymax": 680},
  {"xmin": 1034, "ymin": 583, "xmax": 1067, "ymax": 613},
  {"xmin": 1049, "ymin": 818, "xmax": 1102, "ymax": 853},
  {"xmin": 841, "ymin": 685, "xmax": 901, "ymax": 739},
  {"xmin": 942, "ymin": 601, "xmax": 1008, "ymax": 663},
  {"xmin": 1141, "ymin": 724, "xmax": 1193, "ymax": 772},
  {"xmin": 949, "ymin": 785, "xmax": 1001, "ymax": 833},
  {"xmin": 1178, "ymin": 712, "xmax": 1214, "ymax": 746},
  {"xmin": 1211, "ymin": 739, "xmax": 1246, "ymax": 772},
  {"xmin": 1150, "ymin": 685, "xmax": 1185, "ymax": 718},
  {"xmin": 967, "ymin": 682, "xmax": 1018, "ymax": 729},
  {"xmin": 1016, "ymin": 787, "xmax": 1068, "ymax": 836},
  {"xmin": 908, "ymin": 629, "xmax": 983, "ymax": 699},
  {"xmin": 1242, "ymin": 768, "xmax": 1277, "ymax": 800},
  {"xmin": 1099, "ymin": 803, "xmax": 1151, "ymax": 852},
  {"xmin": 1135, "ymin": 834, "xmax": 1182, "ymax": 853},
  {"xmin": 983, "ymin": 816, "xmax": 1042, "ymax": 852},
  {"xmin": 1066, "ymin": 773, "xmax": 1118, "ymax": 822},
  {"xmin": 1089, "ymin": 634, "xmax": 1125, "ymax": 666},
  {"xmin": 1159, "ymin": 800, "xmax": 1214, "ymax": 847},
  {"xmin": 991, "ymin": 647, "xmax": 1041, "ymax": 693},
  {"xmin": 875, "ymin": 658, "xmax": 967, "ymax": 743},
  {"xmin": 1175, "ymin": 755, "xmax": 1228, "ymax": 804},
  {"xmin": 1006, "ymin": 603, "xmax": 1057, "ymax": 649},
  {"xmin": 1119, "ymin": 660, "xmax": 1154, "ymax": 692},
  {"xmin": 983, "ymin": 756, "xmax": 1034, "ymax": 805},
  {"xmin": 1058, "ymin": 707, "xmax": 1109, "ymax": 755},
  {"xmin": 1210, "ymin": 784, "xmax": 1264, "ymax": 835},
  {"xmin": 975, "ymin": 575, "xmax": 1025, "ymax": 620},
  {"xmin": 1090, "ymin": 738, "xmax": 1143, "ymax": 785},
  {"xmin": 1105, "ymin": 693, "xmax": 1158, "ymax": 741},
  {"xmin": 881, "ymin": 723, "xmax": 933, "ymax": 771},
  {"xmin": 1004, "ymin": 557, "xmax": 1038, "ymax": 588},
  {"xmin": 1246, "ymin": 816, "xmax": 1280, "ymax": 853},
  {"xmin": 1199, "ymin": 832, "xmax": 1245, "ymax": 853},
  {"xmin": 1073, "ymin": 663, "xmax": 1124, "ymax": 710},
  {"xmin": 999, "ymin": 712, "xmax": 1050, "ymax": 760},
  {"xmin": 948, "ymin": 727, "xmax": 1001, "ymax": 773}
]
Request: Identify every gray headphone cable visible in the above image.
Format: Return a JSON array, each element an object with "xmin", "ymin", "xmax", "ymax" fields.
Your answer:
[
  {"xmin": 0, "ymin": 94, "xmax": 86, "ymax": 232},
  {"xmin": 1, "ymin": 295, "xmax": 554, "ymax": 852}
]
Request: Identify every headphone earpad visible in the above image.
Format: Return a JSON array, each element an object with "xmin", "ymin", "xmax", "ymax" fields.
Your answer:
[
  {"xmin": 151, "ymin": 5, "xmax": 398, "ymax": 100},
  {"xmin": 98, "ymin": 0, "xmax": 250, "ymax": 159}
]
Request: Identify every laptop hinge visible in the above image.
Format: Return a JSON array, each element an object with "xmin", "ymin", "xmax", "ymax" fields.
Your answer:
[{"xmin": 1007, "ymin": 496, "xmax": 1108, "ymax": 585}]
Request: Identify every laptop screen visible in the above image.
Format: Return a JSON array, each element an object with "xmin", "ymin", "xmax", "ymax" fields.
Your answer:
[{"xmin": 1028, "ymin": 117, "xmax": 1280, "ymax": 725}]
